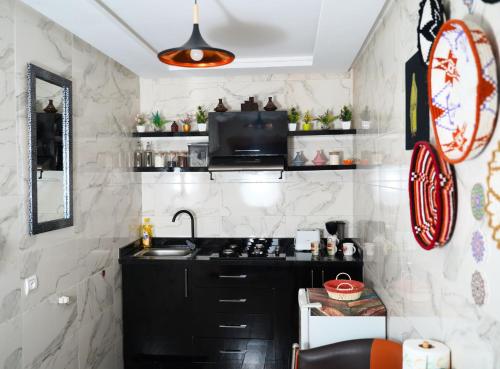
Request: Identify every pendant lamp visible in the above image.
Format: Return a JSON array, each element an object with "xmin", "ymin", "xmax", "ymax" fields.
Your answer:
[{"xmin": 157, "ymin": 0, "xmax": 235, "ymax": 68}]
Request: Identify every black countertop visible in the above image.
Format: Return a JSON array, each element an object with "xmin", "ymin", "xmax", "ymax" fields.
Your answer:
[{"xmin": 119, "ymin": 237, "xmax": 363, "ymax": 265}]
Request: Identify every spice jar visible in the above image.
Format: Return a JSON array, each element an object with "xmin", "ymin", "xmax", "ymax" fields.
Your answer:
[{"xmin": 329, "ymin": 151, "xmax": 342, "ymax": 165}]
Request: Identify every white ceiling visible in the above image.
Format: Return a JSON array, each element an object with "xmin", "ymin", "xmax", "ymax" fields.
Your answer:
[{"xmin": 20, "ymin": 0, "xmax": 386, "ymax": 78}]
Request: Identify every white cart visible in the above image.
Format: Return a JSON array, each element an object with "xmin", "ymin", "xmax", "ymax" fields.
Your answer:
[{"xmin": 298, "ymin": 288, "xmax": 387, "ymax": 349}]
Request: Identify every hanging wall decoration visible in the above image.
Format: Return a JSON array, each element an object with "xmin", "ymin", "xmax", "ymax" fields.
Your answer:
[
  {"xmin": 417, "ymin": 0, "xmax": 445, "ymax": 65},
  {"xmin": 486, "ymin": 141, "xmax": 500, "ymax": 249},
  {"xmin": 471, "ymin": 230, "xmax": 486, "ymax": 263},
  {"xmin": 471, "ymin": 270, "xmax": 486, "ymax": 306},
  {"xmin": 409, "ymin": 141, "xmax": 457, "ymax": 250},
  {"xmin": 471, "ymin": 183, "xmax": 486, "ymax": 220},
  {"xmin": 405, "ymin": 52, "xmax": 430, "ymax": 150},
  {"xmin": 428, "ymin": 19, "xmax": 498, "ymax": 164}
]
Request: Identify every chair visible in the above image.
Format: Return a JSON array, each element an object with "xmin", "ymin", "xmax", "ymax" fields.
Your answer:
[{"xmin": 291, "ymin": 339, "xmax": 402, "ymax": 369}]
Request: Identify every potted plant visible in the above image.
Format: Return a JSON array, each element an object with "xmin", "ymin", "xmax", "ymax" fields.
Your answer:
[
  {"xmin": 287, "ymin": 107, "xmax": 300, "ymax": 131},
  {"xmin": 151, "ymin": 111, "xmax": 168, "ymax": 132},
  {"xmin": 195, "ymin": 106, "xmax": 208, "ymax": 132},
  {"xmin": 302, "ymin": 110, "xmax": 313, "ymax": 131},
  {"xmin": 135, "ymin": 113, "xmax": 146, "ymax": 133},
  {"xmin": 181, "ymin": 114, "xmax": 193, "ymax": 133},
  {"xmin": 316, "ymin": 109, "xmax": 336, "ymax": 130},
  {"xmin": 339, "ymin": 105, "xmax": 352, "ymax": 130}
]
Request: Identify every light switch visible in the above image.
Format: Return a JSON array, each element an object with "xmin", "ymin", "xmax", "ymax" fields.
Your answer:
[{"xmin": 24, "ymin": 275, "xmax": 38, "ymax": 295}]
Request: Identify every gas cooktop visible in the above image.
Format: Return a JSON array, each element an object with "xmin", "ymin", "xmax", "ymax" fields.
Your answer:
[{"xmin": 208, "ymin": 238, "xmax": 286, "ymax": 260}]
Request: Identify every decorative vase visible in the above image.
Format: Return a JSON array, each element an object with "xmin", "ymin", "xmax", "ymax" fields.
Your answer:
[
  {"xmin": 312, "ymin": 150, "xmax": 327, "ymax": 166},
  {"xmin": 198, "ymin": 123, "xmax": 207, "ymax": 132},
  {"xmin": 288, "ymin": 123, "xmax": 297, "ymax": 131},
  {"xmin": 264, "ymin": 97, "xmax": 277, "ymax": 111},
  {"xmin": 341, "ymin": 121, "xmax": 352, "ymax": 130},
  {"xmin": 302, "ymin": 122, "xmax": 312, "ymax": 131},
  {"xmin": 43, "ymin": 99, "xmax": 57, "ymax": 113},
  {"xmin": 241, "ymin": 96, "xmax": 258, "ymax": 111},
  {"xmin": 321, "ymin": 122, "xmax": 331, "ymax": 130},
  {"xmin": 183, "ymin": 124, "xmax": 191, "ymax": 133},
  {"xmin": 291, "ymin": 151, "xmax": 306, "ymax": 166},
  {"xmin": 214, "ymin": 98, "xmax": 228, "ymax": 112},
  {"xmin": 171, "ymin": 121, "xmax": 179, "ymax": 132},
  {"xmin": 136, "ymin": 125, "xmax": 146, "ymax": 133},
  {"xmin": 153, "ymin": 125, "xmax": 164, "ymax": 132}
]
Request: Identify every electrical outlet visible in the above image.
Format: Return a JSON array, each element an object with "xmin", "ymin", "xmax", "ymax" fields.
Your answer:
[{"xmin": 24, "ymin": 275, "xmax": 38, "ymax": 295}]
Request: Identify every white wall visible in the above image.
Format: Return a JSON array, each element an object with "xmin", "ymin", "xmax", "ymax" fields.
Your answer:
[
  {"xmin": 139, "ymin": 73, "xmax": 355, "ymax": 238},
  {"xmin": 0, "ymin": 1, "xmax": 141, "ymax": 368},
  {"xmin": 352, "ymin": 1, "xmax": 500, "ymax": 368}
]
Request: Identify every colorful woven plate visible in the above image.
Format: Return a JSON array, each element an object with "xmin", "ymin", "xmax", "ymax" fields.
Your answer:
[
  {"xmin": 471, "ymin": 183, "xmax": 486, "ymax": 220},
  {"xmin": 471, "ymin": 270, "xmax": 486, "ymax": 306},
  {"xmin": 486, "ymin": 141, "xmax": 500, "ymax": 249},
  {"xmin": 471, "ymin": 230, "xmax": 486, "ymax": 263},
  {"xmin": 428, "ymin": 19, "xmax": 498, "ymax": 164},
  {"xmin": 417, "ymin": 0, "xmax": 445, "ymax": 65},
  {"xmin": 409, "ymin": 142, "xmax": 457, "ymax": 250}
]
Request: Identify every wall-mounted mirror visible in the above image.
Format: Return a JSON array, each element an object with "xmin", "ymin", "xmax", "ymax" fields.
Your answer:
[{"xmin": 27, "ymin": 63, "xmax": 73, "ymax": 234}]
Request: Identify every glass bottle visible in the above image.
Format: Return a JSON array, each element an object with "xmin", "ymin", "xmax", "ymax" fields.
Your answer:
[
  {"xmin": 134, "ymin": 141, "xmax": 143, "ymax": 168},
  {"xmin": 143, "ymin": 141, "xmax": 153, "ymax": 167},
  {"xmin": 171, "ymin": 121, "xmax": 179, "ymax": 133}
]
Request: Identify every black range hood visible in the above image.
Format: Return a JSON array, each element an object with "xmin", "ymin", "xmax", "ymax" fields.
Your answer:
[{"xmin": 207, "ymin": 111, "xmax": 288, "ymax": 175}]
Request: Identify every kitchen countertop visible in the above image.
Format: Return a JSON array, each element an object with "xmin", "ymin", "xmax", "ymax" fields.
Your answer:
[{"xmin": 119, "ymin": 237, "xmax": 364, "ymax": 265}]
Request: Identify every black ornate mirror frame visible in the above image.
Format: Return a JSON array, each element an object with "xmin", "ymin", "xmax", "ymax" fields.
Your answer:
[{"xmin": 27, "ymin": 63, "xmax": 73, "ymax": 234}]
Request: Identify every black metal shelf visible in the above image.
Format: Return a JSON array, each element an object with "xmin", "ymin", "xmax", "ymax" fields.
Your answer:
[
  {"xmin": 286, "ymin": 164, "xmax": 356, "ymax": 171},
  {"xmin": 133, "ymin": 167, "xmax": 209, "ymax": 172},
  {"xmin": 288, "ymin": 129, "xmax": 356, "ymax": 136},
  {"xmin": 132, "ymin": 129, "xmax": 357, "ymax": 138},
  {"xmin": 132, "ymin": 131, "xmax": 208, "ymax": 137}
]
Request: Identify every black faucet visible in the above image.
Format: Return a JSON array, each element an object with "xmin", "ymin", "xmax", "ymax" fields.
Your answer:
[{"xmin": 172, "ymin": 210, "xmax": 195, "ymax": 240}]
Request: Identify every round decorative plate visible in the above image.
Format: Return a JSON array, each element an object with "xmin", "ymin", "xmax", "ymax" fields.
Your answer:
[
  {"xmin": 417, "ymin": 0, "xmax": 446, "ymax": 65},
  {"xmin": 409, "ymin": 141, "xmax": 457, "ymax": 250},
  {"xmin": 428, "ymin": 19, "xmax": 498, "ymax": 164},
  {"xmin": 471, "ymin": 270, "xmax": 486, "ymax": 306},
  {"xmin": 471, "ymin": 230, "xmax": 486, "ymax": 263},
  {"xmin": 486, "ymin": 141, "xmax": 500, "ymax": 249},
  {"xmin": 471, "ymin": 183, "xmax": 486, "ymax": 220}
]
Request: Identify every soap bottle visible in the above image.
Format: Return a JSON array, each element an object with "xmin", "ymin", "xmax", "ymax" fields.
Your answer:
[
  {"xmin": 142, "ymin": 218, "xmax": 154, "ymax": 248},
  {"xmin": 143, "ymin": 142, "xmax": 153, "ymax": 167}
]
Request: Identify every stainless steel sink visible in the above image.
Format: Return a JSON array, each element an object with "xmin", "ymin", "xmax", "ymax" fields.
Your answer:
[{"xmin": 134, "ymin": 247, "xmax": 194, "ymax": 258}]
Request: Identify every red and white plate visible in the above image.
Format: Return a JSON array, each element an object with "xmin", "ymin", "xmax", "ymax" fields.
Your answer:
[{"xmin": 428, "ymin": 19, "xmax": 498, "ymax": 164}]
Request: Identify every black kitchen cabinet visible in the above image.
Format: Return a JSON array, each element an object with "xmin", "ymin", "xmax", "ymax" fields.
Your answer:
[
  {"xmin": 121, "ymin": 247, "xmax": 363, "ymax": 369},
  {"xmin": 122, "ymin": 262, "xmax": 192, "ymax": 365}
]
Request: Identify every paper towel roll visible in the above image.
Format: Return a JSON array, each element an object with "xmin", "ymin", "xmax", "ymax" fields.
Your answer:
[{"xmin": 403, "ymin": 339, "xmax": 450, "ymax": 369}]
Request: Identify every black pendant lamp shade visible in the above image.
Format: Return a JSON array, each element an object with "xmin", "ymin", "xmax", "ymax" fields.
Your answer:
[{"xmin": 157, "ymin": 0, "xmax": 235, "ymax": 68}]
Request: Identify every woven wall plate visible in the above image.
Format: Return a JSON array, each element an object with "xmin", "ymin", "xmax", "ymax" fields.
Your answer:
[
  {"xmin": 471, "ymin": 183, "xmax": 486, "ymax": 220},
  {"xmin": 409, "ymin": 142, "xmax": 457, "ymax": 250},
  {"xmin": 471, "ymin": 230, "xmax": 486, "ymax": 263},
  {"xmin": 428, "ymin": 19, "xmax": 498, "ymax": 164},
  {"xmin": 417, "ymin": 0, "xmax": 445, "ymax": 65},
  {"xmin": 486, "ymin": 141, "xmax": 500, "ymax": 249},
  {"xmin": 471, "ymin": 270, "xmax": 486, "ymax": 306}
]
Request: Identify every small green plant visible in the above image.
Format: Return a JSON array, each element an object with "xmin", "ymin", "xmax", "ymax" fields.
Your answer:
[
  {"xmin": 135, "ymin": 113, "xmax": 146, "ymax": 125},
  {"xmin": 316, "ymin": 109, "xmax": 336, "ymax": 129},
  {"xmin": 303, "ymin": 110, "xmax": 314, "ymax": 124},
  {"xmin": 339, "ymin": 105, "xmax": 352, "ymax": 122},
  {"xmin": 150, "ymin": 111, "xmax": 167, "ymax": 130},
  {"xmin": 181, "ymin": 113, "xmax": 193, "ymax": 126},
  {"xmin": 288, "ymin": 107, "xmax": 301, "ymax": 123},
  {"xmin": 195, "ymin": 106, "xmax": 208, "ymax": 123}
]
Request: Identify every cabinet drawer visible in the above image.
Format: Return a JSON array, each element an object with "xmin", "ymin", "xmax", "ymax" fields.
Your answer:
[
  {"xmin": 192, "ymin": 287, "xmax": 274, "ymax": 313},
  {"xmin": 195, "ymin": 313, "xmax": 273, "ymax": 339},
  {"xmin": 193, "ymin": 338, "xmax": 275, "ymax": 363},
  {"xmin": 192, "ymin": 264, "xmax": 288, "ymax": 288}
]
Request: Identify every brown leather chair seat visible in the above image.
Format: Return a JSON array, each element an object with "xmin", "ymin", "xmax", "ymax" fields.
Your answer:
[{"xmin": 294, "ymin": 339, "xmax": 402, "ymax": 369}]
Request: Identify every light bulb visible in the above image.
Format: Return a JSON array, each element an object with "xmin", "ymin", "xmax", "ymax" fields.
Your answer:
[{"xmin": 190, "ymin": 49, "xmax": 204, "ymax": 61}]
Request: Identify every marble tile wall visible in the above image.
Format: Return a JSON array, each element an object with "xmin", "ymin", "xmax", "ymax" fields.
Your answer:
[
  {"xmin": 0, "ymin": 1, "xmax": 141, "ymax": 369},
  {"xmin": 139, "ymin": 74, "xmax": 355, "ymax": 237},
  {"xmin": 352, "ymin": 1, "xmax": 500, "ymax": 368}
]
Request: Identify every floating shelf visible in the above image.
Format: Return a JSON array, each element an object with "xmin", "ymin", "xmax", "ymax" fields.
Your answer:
[
  {"xmin": 132, "ymin": 129, "xmax": 357, "ymax": 138},
  {"xmin": 132, "ymin": 131, "xmax": 208, "ymax": 137},
  {"xmin": 286, "ymin": 164, "xmax": 356, "ymax": 171},
  {"xmin": 288, "ymin": 129, "xmax": 356, "ymax": 136},
  {"xmin": 133, "ymin": 167, "xmax": 208, "ymax": 172},
  {"xmin": 133, "ymin": 165, "xmax": 356, "ymax": 173}
]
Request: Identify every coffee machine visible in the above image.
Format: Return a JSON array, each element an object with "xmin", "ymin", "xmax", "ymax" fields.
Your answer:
[{"xmin": 325, "ymin": 221, "xmax": 346, "ymax": 254}]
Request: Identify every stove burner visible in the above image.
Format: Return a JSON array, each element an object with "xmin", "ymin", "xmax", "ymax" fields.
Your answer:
[{"xmin": 213, "ymin": 238, "xmax": 284, "ymax": 260}]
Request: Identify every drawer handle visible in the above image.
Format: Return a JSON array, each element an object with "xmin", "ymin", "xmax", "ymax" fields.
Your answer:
[
  {"xmin": 219, "ymin": 274, "xmax": 247, "ymax": 279},
  {"xmin": 219, "ymin": 349, "xmax": 247, "ymax": 354},
  {"xmin": 219, "ymin": 299, "xmax": 247, "ymax": 303},
  {"xmin": 219, "ymin": 324, "xmax": 247, "ymax": 329}
]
